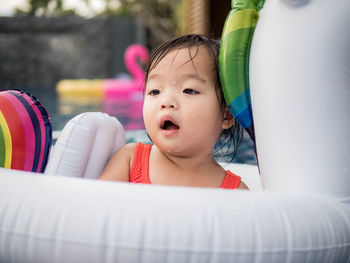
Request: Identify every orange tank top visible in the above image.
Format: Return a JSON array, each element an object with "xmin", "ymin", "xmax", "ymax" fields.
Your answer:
[{"xmin": 129, "ymin": 142, "xmax": 241, "ymax": 189}]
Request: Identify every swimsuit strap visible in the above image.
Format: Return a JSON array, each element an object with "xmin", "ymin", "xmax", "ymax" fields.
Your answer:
[
  {"xmin": 221, "ymin": 170, "xmax": 241, "ymax": 189},
  {"xmin": 130, "ymin": 142, "xmax": 241, "ymax": 189},
  {"xmin": 129, "ymin": 142, "xmax": 152, "ymax": 184}
]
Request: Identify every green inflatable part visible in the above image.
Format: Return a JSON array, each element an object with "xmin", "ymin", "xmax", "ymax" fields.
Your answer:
[{"xmin": 219, "ymin": 0, "xmax": 265, "ymax": 142}]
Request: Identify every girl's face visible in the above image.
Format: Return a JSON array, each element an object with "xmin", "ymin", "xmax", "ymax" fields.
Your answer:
[{"xmin": 143, "ymin": 47, "xmax": 231, "ymax": 157}]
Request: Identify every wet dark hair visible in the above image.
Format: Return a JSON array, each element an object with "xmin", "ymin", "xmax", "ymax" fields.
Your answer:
[{"xmin": 145, "ymin": 34, "xmax": 243, "ymax": 162}]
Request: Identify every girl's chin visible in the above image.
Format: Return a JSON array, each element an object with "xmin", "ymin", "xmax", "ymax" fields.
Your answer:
[{"xmin": 153, "ymin": 143, "xmax": 185, "ymax": 156}]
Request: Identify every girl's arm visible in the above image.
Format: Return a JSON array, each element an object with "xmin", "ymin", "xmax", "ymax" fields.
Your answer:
[{"xmin": 98, "ymin": 143, "xmax": 136, "ymax": 182}]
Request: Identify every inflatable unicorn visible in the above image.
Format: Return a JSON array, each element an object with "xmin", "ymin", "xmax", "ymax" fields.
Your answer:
[{"xmin": 0, "ymin": 0, "xmax": 349, "ymax": 262}]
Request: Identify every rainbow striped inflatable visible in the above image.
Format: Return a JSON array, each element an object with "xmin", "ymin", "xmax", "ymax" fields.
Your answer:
[
  {"xmin": 219, "ymin": 0, "xmax": 265, "ymax": 142},
  {"xmin": 0, "ymin": 89, "xmax": 52, "ymax": 173}
]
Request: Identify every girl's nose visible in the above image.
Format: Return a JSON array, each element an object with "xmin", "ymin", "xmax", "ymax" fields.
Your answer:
[
  {"xmin": 160, "ymin": 92, "xmax": 177, "ymax": 109},
  {"xmin": 161, "ymin": 101, "xmax": 176, "ymax": 109}
]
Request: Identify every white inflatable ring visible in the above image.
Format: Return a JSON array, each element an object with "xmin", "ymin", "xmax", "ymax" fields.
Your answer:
[{"xmin": 0, "ymin": 111, "xmax": 349, "ymax": 262}]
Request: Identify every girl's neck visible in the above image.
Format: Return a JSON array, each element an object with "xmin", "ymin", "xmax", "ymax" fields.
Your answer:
[
  {"xmin": 154, "ymin": 145, "xmax": 220, "ymax": 172},
  {"xmin": 149, "ymin": 145, "xmax": 225, "ymax": 187}
]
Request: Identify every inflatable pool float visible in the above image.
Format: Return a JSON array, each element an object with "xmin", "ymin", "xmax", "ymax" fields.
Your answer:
[
  {"xmin": 0, "ymin": 89, "xmax": 52, "ymax": 173},
  {"xmin": 56, "ymin": 44, "xmax": 148, "ymax": 130},
  {"xmin": 56, "ymin": 44, "xmax": 149, "ymax": 99},
  {"xmin": 0, "ymin": 0, "xmax": 349, "ymax": 262},
  {"xmin": 0, "ymin": 111, "xmax": 348, "ymax": 262}
]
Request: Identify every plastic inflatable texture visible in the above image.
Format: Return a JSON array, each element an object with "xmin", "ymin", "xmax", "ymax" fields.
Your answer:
[
  {"xmin": 0, "ymin": 112, "xmax": 349, "ymax": 262},
  {"xmin": 219, "ymin": 0, "xmax": 265, "ymax": 141},
  {"xmin": 0, "ymin": 89, "xmax": 52, "ymax": 173},
  {"xmin": 249, "ymin": 0, "xmax": 350, "ymax": 199},
  {"xmin": 0, "ymin": 169, "xmax": 349, "ymax": 263},
  {"xmin": 45, "ymin": 112, "xmax": 125, "ymax": 178}
]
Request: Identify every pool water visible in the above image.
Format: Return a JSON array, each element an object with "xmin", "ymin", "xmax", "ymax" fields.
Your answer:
[{"xmin": 18, "ymin": 86, "xmax": 257, "ymax": 165}]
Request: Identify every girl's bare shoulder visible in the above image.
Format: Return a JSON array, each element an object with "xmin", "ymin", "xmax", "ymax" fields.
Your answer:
[
  {"xmin": 98, "ymin": 143, "xmax": 137, "ymax": 181},
  {"xmin": 120, "ymin": 143, "xmax": 138, "ymax": 155}
]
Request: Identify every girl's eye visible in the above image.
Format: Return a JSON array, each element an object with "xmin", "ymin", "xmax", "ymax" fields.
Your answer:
[
  {"xmin": 183, "ymin": 88, "xmax": 199, "ymax": 95},
  {"xmin": 148, "ymin": 89, "xmax": 160, "ymax": 96}
]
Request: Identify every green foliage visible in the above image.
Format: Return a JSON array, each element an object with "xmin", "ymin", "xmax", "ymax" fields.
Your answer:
[
  {"xmin": 14, "ymin": 0, "xmax": 184, "ymax": 46},
  {"xmin": 98, "ymin": 0, "xmax": 184, "ymax": 46},
  {"xmin": 15, "ymin": 0, "xmax": 76, "ymax": 16}
]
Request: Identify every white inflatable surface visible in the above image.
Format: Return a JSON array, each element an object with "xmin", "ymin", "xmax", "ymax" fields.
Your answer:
[
  {"xmin": 0, "ymin": 112, "xmax": 349, "ymax": 262},
  {"xmin": 1, "ymin": 169, "xmax": 349, "ymax": 263},
  {"xmin": 45, "ymin": 112, "xmax": 126, "ymax": 179},
  {"xmin": 250, "ymin": 0, "xmax": 350, "ymax": 200}
]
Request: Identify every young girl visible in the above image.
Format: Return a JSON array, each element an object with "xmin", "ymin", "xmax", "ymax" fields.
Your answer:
[{"xmin": 99, "ymin": 34, "xmax": 248, "ymax": 190}]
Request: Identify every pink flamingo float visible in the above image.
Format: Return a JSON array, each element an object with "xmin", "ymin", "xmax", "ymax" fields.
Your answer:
[
  {"xmin": 104, "ymin": 44, "xmax": 149, "ymax": 99},
  {"xmin": 56, "ymin": 44, "xmax": 149, "ymax": 130},
  {"xmin": 56, "ymin": 44, "xmax": 149, "ymax": 99}
]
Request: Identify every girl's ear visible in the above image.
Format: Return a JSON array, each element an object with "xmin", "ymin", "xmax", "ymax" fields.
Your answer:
[{"xmin": 222, "ymin": 106, "xmax": 235, "ymax": 129}]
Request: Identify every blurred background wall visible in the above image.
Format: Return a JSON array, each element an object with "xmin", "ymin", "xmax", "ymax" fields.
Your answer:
[
  {"xmin": 0, "ymin": 0, "xmax": 231, "ymax": 89},
  {"xmin": 0, "ymin": 16, "xmax": 146, "ymax": 89}
]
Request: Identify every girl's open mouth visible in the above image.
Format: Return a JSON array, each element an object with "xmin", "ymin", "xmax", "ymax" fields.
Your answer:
[
  {"xmin": 161, "ymin": 120, "xmax": 179, "ymax": 130},
  {"xmin": 160, "ymin": 117, "xmax": 180, "ymax": 136}
]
